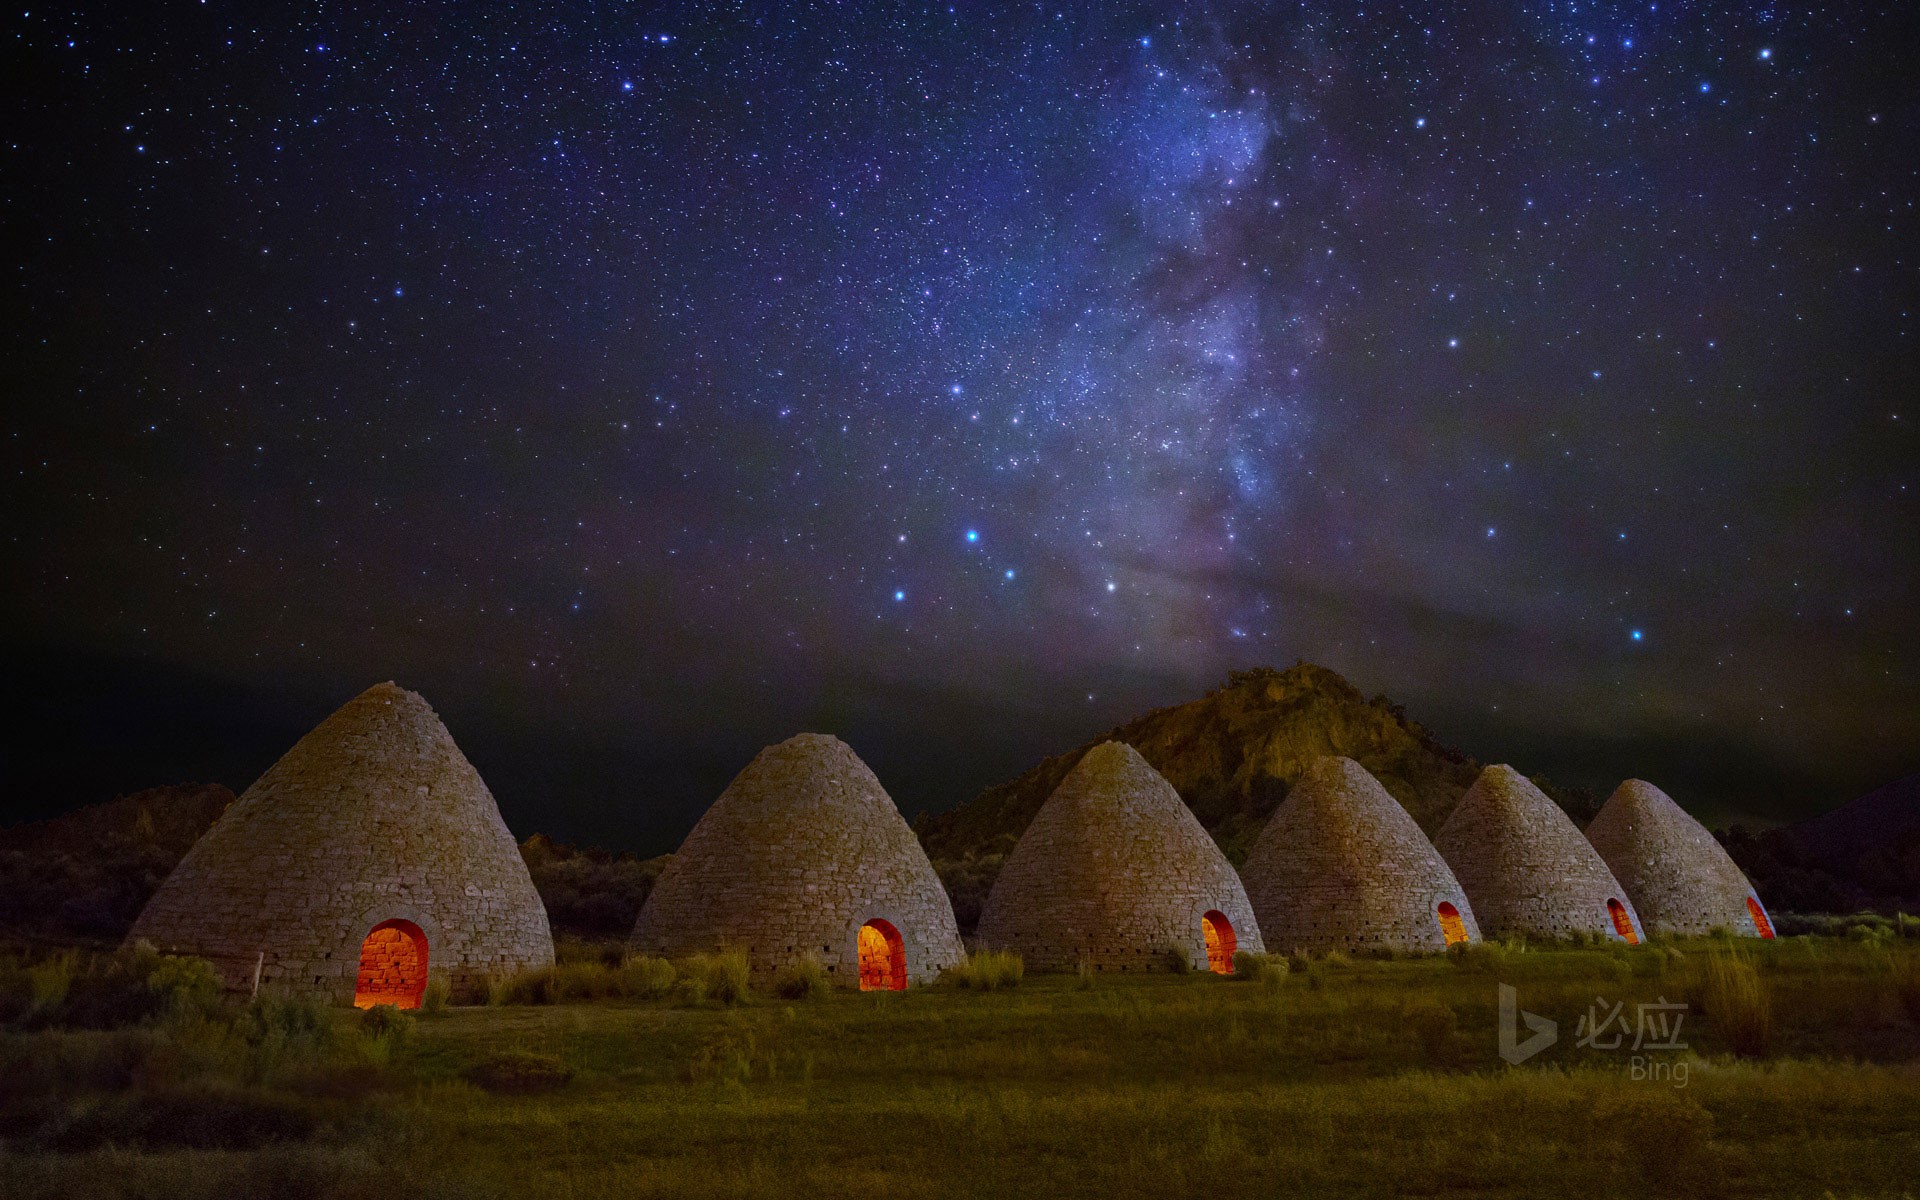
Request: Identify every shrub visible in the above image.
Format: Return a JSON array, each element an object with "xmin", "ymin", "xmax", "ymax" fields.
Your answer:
[
  {"xmin": 357, "ymin": 1003, "xmax": 416, "ymax": 1049},
  {"xmin": 943, "ymin": 950, "xmax": 1024, "ymax": 991},
  {"xmin": 1232, "ymin": 952, "xmax": 1289, "ymax": 989},
  {"xmin": 771, "ymin": 956, "xmax": 831, "ymax": 1000},
  {"xmin": 1447, "ymin": 939, "xmax": 1508, "ymax": 973},
  {"xmin": 420, "ymin": 974, "xmax": 452, "ymax": 1015},
  {"xmin": 677, "ymin": 948, "xmax": 750, "ymax": 1006},
  {"xmin": 617, "ymin": 954, "xmax": 677, "ymax": 1000},
  {"xmin": 1166, "ymin": 947, "xmax": 1193, "ymax": 974},
  {"xmin": 27, "ymin": 952, "xmax": 76, "ymax": 1018},
  {"xmin": 1695, "ymin": 946, "xmax": 1773, "ymax": 1059},
  {"xmin": 464, "ymin": 1050, "xmax": 573, "ymax": 1095},
  {"xmin": 148, "ymin": 954, "xmax": 224, "ymax": 1023},
  {"xmin": 1404, "ymin": 1000, "xmax": 1458, "ymax": 1065}
]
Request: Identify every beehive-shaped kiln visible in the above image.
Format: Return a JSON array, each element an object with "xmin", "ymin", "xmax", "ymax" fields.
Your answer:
[
  {"xmin": 629, "ymin": 733, "xmax": 962, "ymax": 988},
  {"xmin": 1586, "ymin": 779, "xmax": 1774, "ymax": 937},
  {"xmin": 128, "ymin": 682, "xmax": 554, "ymax": 1005},
  {"xmin": 1434, "ymin": 764, "xmax": 1643, "ymax": 943},
  {"xmin": 1242, "ymin": 756, "xmax": 1480, "ymax": 953},
  {"xmin": 977, "ymin": 741, "xmax": 1263, "ymax": 973}
]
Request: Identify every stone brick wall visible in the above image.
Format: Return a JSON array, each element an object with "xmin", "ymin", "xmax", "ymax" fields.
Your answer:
[
  {"xmin": 1241, "ymin": 756, "xmax": 1482, "ymax": 954},
  {"xmin": 127, "ymin": 683, "xmax": 554, "ymax": 1003},
  {"xmin": 629, "ymin": 734, "xmax": 963, "ymax": 987},
  {"xmin": 353, "ymin": 921, "xmax": 427, "ymax": 1008},
  {"xmin": 1435, "ymin": 765, "xmax": 1642, "ymax": 943},
  {"xmin": 976, "ymin": 741, "xmax": 1265, "ymax": 973},
  {"xmin": 1586, "ymin": 779, "xmax": 1770, "ymax": 937}
]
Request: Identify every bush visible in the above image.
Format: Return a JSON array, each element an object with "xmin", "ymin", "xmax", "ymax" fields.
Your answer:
[
  {"xmin": 1232, "ymin": 951, "xmax": 1289, "ymax": 988},
  {"xmin": 617, "ymin": 954, "xmax": 677, "ymax": 1000},
  {"xmin": 1447, "ymin": 939, "xmax": 1508, "ymax": 973},
  {"xmin": 1, "ymin": 945, "xmax": 229, "ymax": 1031},
  {"xmin": 942, "ymin": 950, "xmax": 1024, "ymax": 991},
  {"xmin": 357, "ymin": 1003, "xmax": 416, "ymax": 1053},
  {"xmin": 147, "ymin": 954, "xmax": 224, "ymax": 1022},
  {"xmin": 1166, "ymin": 947, "xmax": 1192, "ymax": 974},
  {"xmin": 464, "ymin": 1050, "xmax": 573, "ymax": 1095},
  {"xmin": 1694, "ymin": 947, "xmax": 1773, "ymax": 1059},
  {"xmin": 677, "ymin": 948, "xmax": 750, "ymax": 1006},
  {"xmin": 771, "ymin": 956, "xmax": 831, "ymax": 1000},
  {"xmin": 420, "ymin": 974, "xmax": 452, "ymax": 1015},
  {"xmin": 1404, "ymin": 1000, "xmax": 1458, "ymax": 1065}
]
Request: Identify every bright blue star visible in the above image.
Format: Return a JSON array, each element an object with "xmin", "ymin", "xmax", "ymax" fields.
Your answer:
[
  {"xmin": 1699, "ymin": 81, "xmax": 1711, "ymax": 93},
  {"xmin": 1486, "ymin": 526, "xmax": 1496, "ymax": 538},
  {"xmin": 1758, "ymin": 47, "xmax": 1772, "ymax": 61},
  {"xmin": 893, "ymin": 590, "xmax": 905, "ymax": 602},
  {"xmin": 965, "ymin": 528, "xmax": 979, "ymax": 543},
  {"xmin": 1630, "ymin": 629, "xmax": 1644, "ymax": 642},
  {"xmin": 1004, "ymin": 568, "xmax": 1015, "ymax": 579}
]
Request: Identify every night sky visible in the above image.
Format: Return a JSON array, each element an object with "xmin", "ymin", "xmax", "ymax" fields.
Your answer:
[{"xmin": 5, "ymin": 3, "xmax": 1916, "ymax": 851}]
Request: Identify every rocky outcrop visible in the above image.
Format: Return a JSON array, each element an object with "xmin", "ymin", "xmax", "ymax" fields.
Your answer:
[
  {"xmin": 1241, "ymin": 756, "xmax": 1479, "ymax": 954},
  {"xmin": 977, "ymin": 741, "xmax": 1263, "ymax": 973}
]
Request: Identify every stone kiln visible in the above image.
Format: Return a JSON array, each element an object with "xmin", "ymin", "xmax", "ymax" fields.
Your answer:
[
  {"xmin": 1586, "ymin": 779, "xmax": 1775, "ymax": 938},
  {"xmin": 976, "ymin": 741, "xmax": 1264, "ymax": 973},
  {"xmin": 1241, "ymin": 756, "xmax": 1481, "ymax": 954},
  {"xmin": 630, "ymin": 734, "xmax": 962, "ymax": 988},
  {"xmin": 1434, "ymin": 764, "xmax": 1643, "ymax": 943},
  {"xmin": 126, "ymin": 682, "xmax": 554, "ymax": 1005}
]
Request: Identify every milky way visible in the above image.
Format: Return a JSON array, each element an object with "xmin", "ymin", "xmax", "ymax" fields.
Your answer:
[{"xmin": 4, "ymin": 3, "xmax": 1915, "ymax": 847}]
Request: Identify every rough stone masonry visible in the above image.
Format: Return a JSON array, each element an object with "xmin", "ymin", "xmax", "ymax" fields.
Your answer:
[
  {"xmin": 630, "ymin": 733, "xmax": 964, "ymax": 987},
  {"xmin": 127, "ymin": 682, "xmax": 554, "ymax": 1003}
]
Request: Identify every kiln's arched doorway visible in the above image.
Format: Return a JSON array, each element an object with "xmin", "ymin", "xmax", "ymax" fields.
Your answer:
[
  {"xmin": 858, "ymin": 919, "xmax": 907, "ymax": 991},
  {"xmin": 1746, "ymin": 895, "xmax": 1776, "ymax": 939},
  {"xmin": 1606, "ymin": 898, "xmax": 1640, "ymax": 945},
  {"xmin": 1201, "ymin": 910, "xmax": 1236, "ymax": 975},
  {"xmin": 354, "ymin": 919, "xmax": 429, "ymax": 1009},
  {"xmin": 1436, "ymin": 901, "xmax": 1470, "ymax": 947}
]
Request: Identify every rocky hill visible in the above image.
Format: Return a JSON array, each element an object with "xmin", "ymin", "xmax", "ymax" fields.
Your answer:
[
  {"xmin": 913, "ymin": 663, "xmax": 1600, "ymax": 932},
  {"xmin": 917, "ymin": 662, "xmax": 1572, "ymax": 863}
]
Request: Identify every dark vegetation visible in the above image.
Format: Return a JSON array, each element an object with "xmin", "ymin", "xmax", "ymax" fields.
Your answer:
[{"xmin": 0, "ymin": 783, "xmax": 233, "ymax": 945}]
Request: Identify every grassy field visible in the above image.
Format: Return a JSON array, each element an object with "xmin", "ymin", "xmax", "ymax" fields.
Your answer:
[{"xmin": 5, "ymin": 935, "xmax": 1919, "ymax": 1198}]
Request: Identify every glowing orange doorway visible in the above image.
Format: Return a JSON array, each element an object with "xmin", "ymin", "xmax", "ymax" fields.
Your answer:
[
  {"xmin": 1201, "ymin": 911, "xmax": 1236, "ymax": 975},
  {"xmin": 858, "ymin": 919, "xmax": 907, "ymax": 991},
  {"xmin": 1436, "ymin": 901, "xmax": 1470, "ymax": 947},
  {"xmin": 1746, "ymin": 895, "xmax": 1776, "ymax": 939},
  {"xmin": 354, "ymin": 919, "xmax": 428, "ymax": 1009},
  {"xmin": 1605, "ymin": 899, "xmax": 1640, "ymax": 945}
]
